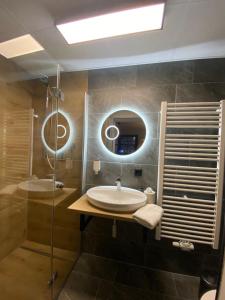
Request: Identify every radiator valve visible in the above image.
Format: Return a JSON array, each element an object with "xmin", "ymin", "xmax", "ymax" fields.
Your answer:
[{"xmin": 172, "ymin": 240, "xmax": 194, "ymax": 251}]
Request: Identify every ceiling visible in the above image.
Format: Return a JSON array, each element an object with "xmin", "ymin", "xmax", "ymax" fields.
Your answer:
[{"xmin": 0, "ymin": 0, "xmax": 225, "ymax": 78}]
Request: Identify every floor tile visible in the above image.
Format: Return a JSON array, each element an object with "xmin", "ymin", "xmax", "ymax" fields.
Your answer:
[
  {"xmin": 63, "ymin": 271, "xmax": 100, "ymax": 300},
  {"xmin": 96, "ymin": 280, "xmax": 114, "ymax": 300},
  {"xmin": 173, "ymin": 273, "xmax": 200, "ymax": 300},
  {"xmin": 74, "ymin": 253, "xmax": 118, "ymax": 281},
  {"xmin": 58, "ymin": 253, "xmax": 200, "ymax": 300},
  {"xmin": 163, "ymin": 296, "xmax": 187, "ymax": 300},
  {"xmin": 115, "ymin": 263, "xmax": 177, "ymax": 296},
  {"xmin": 58, "ymin": 290, "xmax": 71, "ymax": 300},
  {"xmin": 102, "ymin": 283, "xmax": 148, "ymax": 300}
]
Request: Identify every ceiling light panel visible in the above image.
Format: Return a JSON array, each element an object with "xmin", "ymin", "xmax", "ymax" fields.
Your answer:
[
  {"xmin": 0, "ymin": 34, "xmax": 44, "ymax": 58},
  {"xmin": 57, "ymin": 3, "xmax": 165, "ymax": 44}
]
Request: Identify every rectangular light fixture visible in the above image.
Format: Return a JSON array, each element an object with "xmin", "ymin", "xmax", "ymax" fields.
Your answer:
[
  {"xmin": 57, "ymin": 3, "xmax": 165, "ymax": 44},
  {"xmin": 0, "ymin": 34, "xmax": 44, "ymax": 59}
]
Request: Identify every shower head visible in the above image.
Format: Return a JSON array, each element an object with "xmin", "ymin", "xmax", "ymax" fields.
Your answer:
[{"xmin": 39, "ymin": 74, "xmax": 49, "ymax": 86}]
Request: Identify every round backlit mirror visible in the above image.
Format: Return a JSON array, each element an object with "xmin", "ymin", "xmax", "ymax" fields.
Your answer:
[
  {"xmin": 41, "ymin": 110, "xmax": 73, "ymax": 155},
  {"xmin": 101, "ymin": 110, "xmax": 146, "ymax": 156}
]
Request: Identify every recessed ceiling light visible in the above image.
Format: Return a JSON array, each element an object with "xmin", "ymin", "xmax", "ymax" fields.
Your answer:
[
  {"xmin": 57, "ymin": 3, "xmax": 165, "ymax": 45},
  {"xmin": 0, "ymin": 34, "xmax": 44, "ymax": 59}
]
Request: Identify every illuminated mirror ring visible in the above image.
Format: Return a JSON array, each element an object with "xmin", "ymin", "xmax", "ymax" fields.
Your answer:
[
  {"xmin": 100, "ymin": 109, "xmax": 147, "ymax": 157},
  {"xmin": 105, "ymin": 125, "xmax": 120, "ymax": 141},
  {"xmin": 41, "ymin": 110, "xmax": 74, "ymax": 155},
  {"xmin": 57, "ymin": 124, "xmax": 67, "ymax": 139}
]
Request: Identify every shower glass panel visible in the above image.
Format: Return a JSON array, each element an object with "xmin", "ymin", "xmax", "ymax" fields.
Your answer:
[
  {"xmin": 31, "ymin": 73, "xmax": 59, "ymax": 300},
  {"xmin": 52, "ymin": 68, "xmax": 81, "ymax": 298},
  {"xmin": 0, "ymin": 58, "xmax": 58, "ymax": 300},
  {"xmin": 0, "ymin": 61, "xmax": 81, "ymax": 299}
]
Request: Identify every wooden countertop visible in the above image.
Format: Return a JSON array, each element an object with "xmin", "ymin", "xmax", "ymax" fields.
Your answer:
[
  {"xmin": 69, "ymin": 194, "xmax": 135, "ymax": 222},
  {"xmin": 28, "ymin": 188, "xmax": 77, "ymax": 207}
]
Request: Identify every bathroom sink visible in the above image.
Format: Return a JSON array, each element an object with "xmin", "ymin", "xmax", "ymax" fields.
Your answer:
[
  {"xmin": 87, "ymin": 186, "xmax": 147, "ymax": 212},
  {"xmin": 17, "ymin": 179, "xmax": 63, "ymax": 199}
]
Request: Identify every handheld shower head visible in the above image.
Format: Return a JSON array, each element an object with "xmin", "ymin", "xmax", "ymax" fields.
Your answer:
[{"xmin": 39, "ymin": 74, "xmax": 49, "ymax": 86}]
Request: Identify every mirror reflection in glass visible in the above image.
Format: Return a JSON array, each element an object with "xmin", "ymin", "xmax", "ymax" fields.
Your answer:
[
  {"xmin": 101, "ymin": 110, "xmax": 146, "ymax": 155},
  {"xmin": 43, "ymin": 111, "xmax": 70, "ymax": 152}
]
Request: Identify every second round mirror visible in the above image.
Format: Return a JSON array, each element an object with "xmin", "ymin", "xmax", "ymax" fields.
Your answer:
[{"xmin": 101, "ymin": 110, "xmax": 146, "ymax": 156}]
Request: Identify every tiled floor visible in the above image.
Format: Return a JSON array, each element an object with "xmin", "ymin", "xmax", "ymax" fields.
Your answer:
[
  {"xmin": 0, "ymin": 244, "xmax": 74, "ymax": 300},
  {"xmin": 58, "ymin": 253, "xmax": 200, "ymax": 300}
]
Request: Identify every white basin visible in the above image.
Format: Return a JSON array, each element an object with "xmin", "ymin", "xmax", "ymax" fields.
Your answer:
[
  {"xmin": 17, "ymin": 179, "xmax": 63, "ymax": 199},
  {"xmin": 87, "ymin": 186, "xmax": 147, "ymax": 212}
]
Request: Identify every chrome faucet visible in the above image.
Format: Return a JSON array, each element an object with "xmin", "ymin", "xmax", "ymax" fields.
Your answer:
[{"xmin": 115, "ymin": 177, "xmax": 121, "ymax": 191}]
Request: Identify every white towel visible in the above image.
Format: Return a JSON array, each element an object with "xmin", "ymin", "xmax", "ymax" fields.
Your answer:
[{"xmin": 133, "ymin": 204, "xmax": 163, "ymax": 230}]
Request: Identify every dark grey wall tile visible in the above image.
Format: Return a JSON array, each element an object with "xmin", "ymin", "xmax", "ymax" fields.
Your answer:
[
  {"xmin": 85, "ymin": 184, "xmax": 96, "ymax": 192},
  {"xmin": 121, "ymin": 85, "xmax": 176, "ymax": 112},
  {"xmin": 85, "ymin": 233, "xmax": 144, "ymax": 265},
  {"xmin": 88, "ymin": 113, "xmax": 106, "ymax": 138},
  {"xmin": 86, "ymin": 161, "xmax": 122, "ymax": 185},
  {"xmin": 88, "ymin": 88, "xmax": 123, "ymax": 114},
  {"xmin": 176, "ymin": 83, "xmax": 225, "ymax": 102},
  {"xmin": 82, "ymin": 232, "xmax": 97, "ymax": 254},
  {"xmin": 144, "ymin": 244, "xmax": 202, "ymax": 276},
  {"xmin": 84, "ymin": 218, "xmax": 113, "ymax": 236},
  {"xmin": 87, "ymin": 138, "xmax": 119, "ymax": 163},
  {"xmin": 133, "ymin": 138, "xmax": 159, "ymax": 165},
  {"xmin": 193, "ymin": 58, "xmax": 225, "ymax": 83},
  {"xmin": 137, "ymin": 61, "xmax": 193, "ymax": 86},
  {"xmin": 121, "ymin": 164, "xmax": 158, "ymax": 191},
  {"xmin": 116, "ymin": 221, "xmax": 144, "ymax": 244},
  {"xmin": 95, "ymin": 238, "xmax": 144, "ymax": 265},
  {"xmin": 84, "ymin": 218, "xmax": 144, "ymax": 245},
  {"xmin": 89, "ymin": 66, "xmax": 137, "ymax": 90},
  {"xmin": 142, "ymin": 112, "xmax": 159, "ymax": 139}
]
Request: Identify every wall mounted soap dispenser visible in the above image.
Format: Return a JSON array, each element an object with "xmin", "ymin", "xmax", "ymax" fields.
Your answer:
[{"xmin": 93, "ymin": 160, "xmax": 101, "ymax": 175}]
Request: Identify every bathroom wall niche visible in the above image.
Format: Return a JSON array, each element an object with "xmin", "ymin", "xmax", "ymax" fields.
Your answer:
[{"xmin": 101, "ymin": 109, "xmax": 146, "ymax": 156}]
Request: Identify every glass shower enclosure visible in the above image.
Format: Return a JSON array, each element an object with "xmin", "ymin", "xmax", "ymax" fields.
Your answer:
[{"xmin": 0, "ymin": 63, "xmax": 79, "ymax": 300}]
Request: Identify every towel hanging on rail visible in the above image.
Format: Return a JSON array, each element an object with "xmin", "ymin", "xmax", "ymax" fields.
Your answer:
[{"xmin": 156, "ymin": 100, "xmax": 225, "ymax": 249}]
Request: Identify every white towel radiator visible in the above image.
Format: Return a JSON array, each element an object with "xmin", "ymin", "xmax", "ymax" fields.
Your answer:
[{"xmin": 156, "ymin": 101, "xmax": 225, "ymax": 249}]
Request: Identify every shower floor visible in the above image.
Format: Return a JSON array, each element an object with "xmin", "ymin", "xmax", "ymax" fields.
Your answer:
[
  {"xmin": 58, "ymin": 253, "xmax": 200, "ymax": 300},
  {"xmin": 0, "ymin": 241, "xmax": 76, "ymax": 300}
]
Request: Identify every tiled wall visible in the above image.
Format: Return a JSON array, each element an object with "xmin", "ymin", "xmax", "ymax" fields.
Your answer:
[
  {"xmin": 83, "ymin": 58, "xmax": 225, "ymax": 275},
  {"xmin": 32, "ymin": 71, "xmax": 88, "ymax": 192},
  {"xmin": 31, "ymin": 71, "xmax": 88, "ymax": 252},
  {"xmin": 86, "ymin": 59, "xmax": 225, "ymax": 191},
  {"xmin": 0, "ymin": 56, "xmax": 32, "ymax": 261}
]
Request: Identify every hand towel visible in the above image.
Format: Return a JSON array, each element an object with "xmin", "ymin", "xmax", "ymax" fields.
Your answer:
[{"xmin": 133, "ymin": 204, "xmax": 163, "ymax": 230}]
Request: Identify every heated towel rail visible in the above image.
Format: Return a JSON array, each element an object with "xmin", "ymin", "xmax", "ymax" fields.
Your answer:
[{"xmin": 156, "ymin": 101, "xmax": 225, "ymax": 249}]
